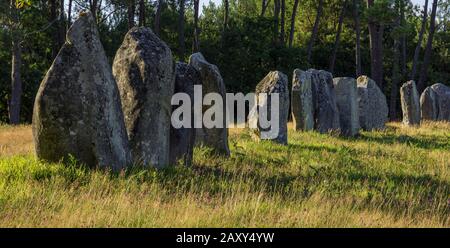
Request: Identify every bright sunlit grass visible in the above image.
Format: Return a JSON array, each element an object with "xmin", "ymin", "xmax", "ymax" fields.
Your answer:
[{"xmin": 0, "ymin": 122, "xmax": 448, "ymax": 227}]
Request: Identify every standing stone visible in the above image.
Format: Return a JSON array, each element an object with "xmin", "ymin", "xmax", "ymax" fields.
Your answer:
[
  {"xmin": 309, "ymin": 69, "xmax": 340, "ymax": 134},
  {"xmin": 292, "ymin": 69, "xmax": 314, "ymax": 131},
  {"xmin": 189, "ymin": 53, "xmax": 230, "ymax": 156},
  {"xmin": 421, "ymin": 83, "xmax": 450, "ymax": 121},
  {"xmin": 400, "ymin": 80, "xmax": 421, "ymax": 126},
  {"xmin": 169, "ymin": 62, "xmax": 200, "ymax": 166},
  {"xmin": 333, "ymin": 77, "xmax": 360, "ymax": 136},
  {"xmin": 431, "ymin": 83, "xmax": 450, "ymax": 121},
  {"xmin": 248, "ymin": 71, "xmax": 289, "ymax": 145},
  {"xmin": 357, "ymin": 76, "xmax": 389, "ymax": 130},
  {"xmin": 113, "ymin": 27, "xmax": 175, "ymax": 168},
  {"xmin": 32, "ymin": 12, "xmax": 131, "ymax": 170},
  {"xmin": 420, "ymin": 86, "xmax": 438, "ymax": 121}
]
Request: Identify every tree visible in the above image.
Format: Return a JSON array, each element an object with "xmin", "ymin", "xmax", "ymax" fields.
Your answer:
[
  {"xmin": 274, "ymin": 0, "xmax": 280, "ymax": 44},
  {"xmin": 288, "ymin": 0, "xmax": 300, "ymax": 48},
  {"xmin": 417, "ymin": 0, "xmax": 438, "ymax": 92},
  {"xmin": 9, "ymin": 0, "xmax": 22, "ymax": 124},
  {"xmin": 261, "ymin": 0, "xmax": 271, "ymax": 17},
  {"xmin": 193, "ymin": 0, "xmax": 200, "ymax": 52},
  {"xmin": 128, "ymin": 0, "xmax": 135, "ymax": 30},
  {"xmin": 353, "ymin": 0, "xmax": 362, "ymax": 77},
  {"xmin": 306, "ymin": 0, "xmax": 324, "ymax": 63},
  {"xmin": 49, "ymin": 0, "xmax": 59, "ymax": 58},
  {"xmin": 223, "ymin": 0, "xmax": 229, "ymax": 32},
  {"xmin": 280, "ymin": 0, "xmax": 286, "ymax": 45},
  {"xmin": 329, "ymin": 1, "xmax": 347, "ymax": 74},
  {"xmin": 390, "ymin": 0, "xmax": 402, "ymax": 121},
  {"xmin": 410, "ymin": 0, "xmax": 428, "ymax": 80},
  {"xmin": 67, "ymin": 0, "xmax": 73, "ymax": 28},
  {"xmin": 139, "ymin": 0, "xmax": 146, "ymax": 27},
  {"xmin": 366, "ymin": 0, "xmax": 385, "ymax": 89},
  {"xmin": 178, "ymin": 0, "xmax": 185, "ymax": 59},
  {"xmin": 155, "ymin": 0, "xmax": 163, "ymax": 36}
]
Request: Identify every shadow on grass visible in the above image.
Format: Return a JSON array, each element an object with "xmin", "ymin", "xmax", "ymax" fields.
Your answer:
[
  {"xmin": 184, "ymin": 161, "xmax": 450, "ymax": 218},
  {"xmin": 338, "ymin": 132, "xmax": 450, "ymax": 150}
]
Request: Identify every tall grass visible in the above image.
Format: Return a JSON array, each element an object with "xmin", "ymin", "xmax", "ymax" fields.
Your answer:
[{"xmin": 0, "ymin": 122, "xmax": 448, "ymax": 227}]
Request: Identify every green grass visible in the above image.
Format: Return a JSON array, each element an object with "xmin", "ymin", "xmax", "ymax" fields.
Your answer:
[{"xmin": 0, "ymin": 123, "xmax": 449, "ymax": 227}]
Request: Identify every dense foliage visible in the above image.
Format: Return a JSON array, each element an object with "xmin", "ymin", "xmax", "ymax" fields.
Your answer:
[{"xmin": 0, "ymin": 0, "xmax": 449, "ymax": 123}]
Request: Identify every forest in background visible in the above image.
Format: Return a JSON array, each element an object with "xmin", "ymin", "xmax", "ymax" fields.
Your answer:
[{"xmin": 0, "ymin": 0, "xmax": 449, "ymax": 124}]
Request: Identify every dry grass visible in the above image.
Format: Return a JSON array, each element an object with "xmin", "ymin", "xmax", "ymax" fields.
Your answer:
[
  {"xmin": 0, "ymin": 125, "xmax": 33, "ymax": 156},
  {"xmin": 0, "ymin": 123, "xmax": 449, "ymax": 227}
]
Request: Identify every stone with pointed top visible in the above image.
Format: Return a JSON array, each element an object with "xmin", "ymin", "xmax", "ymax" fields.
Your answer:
[
  {"xmin": 32, "ymin": 12, "xmax": 132, "ymax": 170},
  {"xmin": 357, "ymin": 76, "xmax": 389, "ymax": 130},
  {"xmin": 400, "ymin": 80, "xmax": 421, "ymax": 126},
  {"xmin": 189, "ymin": 53, "xmax": 230, "ymax": 156},
  {"xmin": 292, "ymin": 69, "xmax": 314, "ymax": 131},
  {"xmin": 113, "ymin": 27, "xmax": 175, "ymax": 168}
]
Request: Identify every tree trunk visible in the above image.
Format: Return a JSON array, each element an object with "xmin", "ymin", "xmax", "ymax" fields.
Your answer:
[
  {"xmin": 329, "ymin": 2, "xmax": 346, "ymax": 74},
  {"xmin": 367, "ymin": 0, "xmax": 384, "ymax": 89},
  {"xmin": 155, "ymin": 0, "xmax": 163, "ymax": 36},
  {"xmin": 50, "ymin": 0, "xmax": 59, "ymax": 58},
  {"xmin": 178, "ymin": 0, "xmax": 185, "ymax": 59},
  {"xmin": 67, "ymin": 0, "xmax": 72, "ymax": 28},
  {"xmin": 193, "ymin": 0, "xmax": 200, "ymax": 52},
  {"xmin": 400, "ymin": 0, "xmax": 407, "ymax": 77},
  {"xmin": 90, "ymin": 0, "xmax": 98, "ymax": 21},
  {"xmin": 128, "ymin": 0, "xmax": 135, "ymax": 30},
  {"xmin": 59, "ymin": 0, "xmax": 65, "ymax": 46},
  {"xmin": 288, "ymin": 0, "xmax": 300, "ymax": 48},
  {"xmin": 223, "ymin": 0, "xmax": 229, "ymax": 32},
  {"xmin": 261, "ymin": 0, "xmax": 271, "ymax": 17},
  {"xmin": 353, "ymin": 0, "xmax": 362, "ymax": 77},
  {"xmin": 280, "ymin": 0, "xmax": 286, "ymax": 45},
  {"xmin": 306, "ymin": 0, "xmax": 324, "ymax": 63},
  {"xmin": 390, "ymin": 12, "xmax": 401, "ymax": 121},
  {"xmin": 139, "ymin": 0, "xmax": 145, "ymax": 27},
  {"xmin": 9, "ymin": 1, "xmax": 22, "ymax": 125},
  {"xmin": 390, "ymin": 37, "xmax": 400, "ymax": 121},
  {"xmin": 274, "ymin": 0, "xmax": 280, "ymax": 45},
  {"xmin": 417, "ymin": 0, "xmax": 438, "ymax": 92},
  {"xmin": 410, "ymin": 0, "xmax": 428, "ymax": 80}
]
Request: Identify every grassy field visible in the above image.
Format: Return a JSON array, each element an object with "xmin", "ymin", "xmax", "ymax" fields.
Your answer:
[{"xmin": 0, "ymin": 123, "xmax": 449, "ymax": 227}]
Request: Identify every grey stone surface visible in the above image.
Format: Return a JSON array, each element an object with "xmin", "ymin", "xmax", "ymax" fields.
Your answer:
[
  {"xmin": 357, "ymin": 76, "xmax": 389, "ymax": 130},
  {"xmin": 291, "ymin": 69, "xmax": 314, "ymax": 131},
  {"xmin": 309, "ymin": 69, "xmax": 340, "ymax": 134},
  {"xmin": 400, "ymin": 80, "xmax": 421, "ymax": 126},
  {"xmin": 420, "ymin": 86, "xmax": 438, "ymax": 121},
  {"xmin": 248, "ymin": 71, "xmax": 289, "ymax": 145},
  {"xmin": 169, "ymin": 62, "xmax": 200, "ymax": 166},
  {"xmin": 189, "ymin": 53, "xmax": 230, "ymax": 156},
  {"xmin": 431, "ymin": 83, "xmax": 450, "ymax": 121},
  {"xmin": 32, "ymin": 12, "xmax": 132, "ymax": 171},
  {"xmin": 113, "ymin": 27, "xmax": 175, "ymax": 168},
  {"xmin": 333, "ymin": 77, "xmax": 360, "ymax": 136}
]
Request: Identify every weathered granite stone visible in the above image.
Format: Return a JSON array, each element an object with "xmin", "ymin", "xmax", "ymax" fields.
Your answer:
[
  {"xmin": 113, "ymin": 27, "xmax": 175, "ymax": 168},
  {"xmin": 420, "ymin": 86, "xmax": 438, "ymax": 121},
  {"xmin": 357, "ymin": 76, "xmax": 389, "ymax": 130},
  {"xmin": 309, "ymin": 69, "xmax": 340, "ymax": 134},
  {"xmin": 431, "ymin": 83, "xmax": 450, "ymax": 121},
  {"xmin": 32, "ymin": 12, "xmax": 132, "ymax": 170},
  {"xmin": 333, "ymin": 77, "xmax": 360, "ymax": 136},
  {"xmin": 248, "ymin": 71, "xmax": 289, "ymax": 145},
  {"xmin": 189, "ymin": 53, "xmax": 230, "ymax": 156},
  {"xmin": 400, "ymin": 80, "xmax": 421, "ymax": 126},
  {"xmin": 292, "ymin": 69, "xmax": 314, "ymax": 131},
  {"xmin": 169, "ymin": 62, "xmax": 200, "ymax": 166}
]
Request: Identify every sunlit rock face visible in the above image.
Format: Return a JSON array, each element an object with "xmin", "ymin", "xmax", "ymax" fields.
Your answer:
[
  {"xmin": 357, "ymin": 76, "xmax": 389, "ymax": 130},
  {"xmin": 33, "ymin": 12, "xmax": 132, "ymax": 170},
  {"xmin": 113, "ymin": 27, "xmax": 175, "ymax": 168}
]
